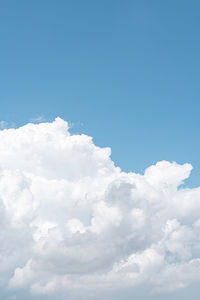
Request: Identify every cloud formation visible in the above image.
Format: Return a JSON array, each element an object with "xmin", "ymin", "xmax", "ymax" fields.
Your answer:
[{"xmin": 0, "ymin": 118, "xmax": 200, "ymax": 299}]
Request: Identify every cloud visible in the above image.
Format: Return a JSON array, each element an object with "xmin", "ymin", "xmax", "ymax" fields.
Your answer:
[
  {"xmin": 0, "ymin": 118, "xmax": 200, "ymax": 299},
  {"xmin": 0, "ymin": 120, "xmax": 16, "ymax": 130},
  {"xmin": 29, "ymin": 116, "xmax": 46, "ymax": 123}
]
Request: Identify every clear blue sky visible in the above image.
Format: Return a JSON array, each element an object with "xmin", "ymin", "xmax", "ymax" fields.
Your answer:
[{"xmin": 0, "ymin": 0, "xmax": 200, "ymax": 186}]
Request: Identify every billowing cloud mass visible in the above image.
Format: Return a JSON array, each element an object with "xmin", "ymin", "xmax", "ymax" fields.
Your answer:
[{"xmin": 0, "ymin": 118, "xmax": 200, "ymax": 299}]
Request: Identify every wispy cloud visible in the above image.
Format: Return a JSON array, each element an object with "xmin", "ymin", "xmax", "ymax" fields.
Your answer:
[
  {"xmin": 29, "ymin": 116, "xmax": 46, "ymax": 123},
  {"xmin": 0, "ymin": 120, "xmax": 16, "ymax": 129}
]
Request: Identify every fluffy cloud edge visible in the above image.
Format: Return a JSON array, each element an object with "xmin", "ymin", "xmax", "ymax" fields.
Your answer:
[{"xmin": 0, "ymin": 118, "xmax": 199, "ymax": 299}]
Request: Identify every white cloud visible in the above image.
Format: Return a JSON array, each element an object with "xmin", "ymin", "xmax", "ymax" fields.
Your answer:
[{"xmin": 0, "ymin": 118, "xmax": 199, "ymax": 299}]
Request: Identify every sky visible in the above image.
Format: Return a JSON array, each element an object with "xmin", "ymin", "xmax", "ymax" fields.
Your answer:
[
  {"xmin": 0, "ymin": 1, "xmax": 200, "ymax": 299},
  {"xmin": 0, "ymin": 0, "xmax": 200, "ymax": 185}
]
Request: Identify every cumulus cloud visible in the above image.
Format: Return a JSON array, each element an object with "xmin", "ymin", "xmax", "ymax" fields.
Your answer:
[{"xmin": 0, "ymin": 118, "xmax": 200, "ymax": 299}]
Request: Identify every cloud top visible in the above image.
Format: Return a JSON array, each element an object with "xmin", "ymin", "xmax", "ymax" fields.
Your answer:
[{"xmin": 0, "ymin": 118, "xmax": 199, "ymax": 299}]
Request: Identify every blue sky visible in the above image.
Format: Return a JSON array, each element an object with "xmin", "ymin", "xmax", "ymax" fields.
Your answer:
[
  {"xmin": 1, "ymin": 0, "xmax": 200, "ymax": 186},
  {"xmin": 1, "ymin": 2, "xmax": 200, "ymax": 299}
]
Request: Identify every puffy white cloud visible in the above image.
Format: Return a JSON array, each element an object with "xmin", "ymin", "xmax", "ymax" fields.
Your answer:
[{"xmin": 0, "ymin": 118, "xmax": 200, "ymax": 299}]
